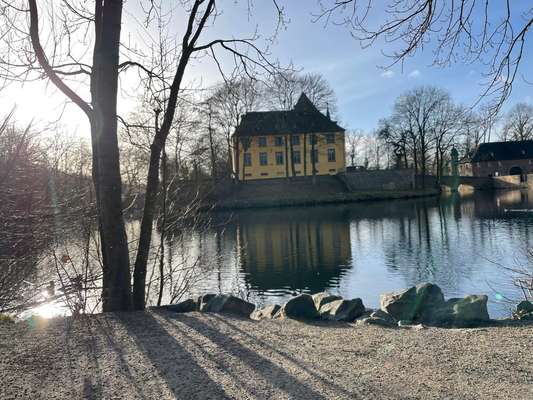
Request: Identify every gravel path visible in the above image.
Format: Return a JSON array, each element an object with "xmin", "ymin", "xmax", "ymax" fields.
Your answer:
[{"xmin": 1, "ymin": 310, "xmax": 532, "ymax": 399}]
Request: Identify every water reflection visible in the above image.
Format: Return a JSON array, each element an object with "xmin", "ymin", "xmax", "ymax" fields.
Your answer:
[
  {"xmin": 204, "ymin": 190, "xmax": 533, "ymax": 317},
  {"xmin": 15, "ymin": 189, "xmax": 533, "ymax": 319},
  {"xmin": 233, "ymin": 207, "xmax": 352, "ymax": 293}
]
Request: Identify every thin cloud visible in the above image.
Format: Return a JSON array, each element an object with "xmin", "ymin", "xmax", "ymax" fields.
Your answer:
[
  {"xmin": 408, "ymin": 69, "xmax": 421, "ymax": 78},
  {"xmin": 380, "ymin": 70, "xmax": 395, "ymax": 79}
]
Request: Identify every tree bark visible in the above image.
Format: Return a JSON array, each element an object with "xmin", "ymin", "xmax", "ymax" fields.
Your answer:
[
  {"xmin": 132, "ymin": 110, "xmax": 162, "ymax": 310},
  {"xmin": 90, "ymin": 0, "xmax": 132, "ymax": 311},
  {"xmin": 29, "ymin": 0, "xmax": 132, "ymax": 311}
]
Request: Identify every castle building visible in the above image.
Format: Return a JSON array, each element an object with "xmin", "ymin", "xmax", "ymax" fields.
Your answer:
[
  {"xmin": 470, "ymin": 140, "xmax": 533, "ymax": 179},
  {"xmin": 232, "ymin": 93, "xmax": 346, "ymax": 181}
]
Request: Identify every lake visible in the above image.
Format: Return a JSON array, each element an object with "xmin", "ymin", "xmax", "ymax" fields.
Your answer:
[
  {"xmin": 183, "ymin": 189, "xmax": 533, "ymax": 318},
  {"xmin": 20, "ymin": 189, "xmax": 533, "ymax": 319}
]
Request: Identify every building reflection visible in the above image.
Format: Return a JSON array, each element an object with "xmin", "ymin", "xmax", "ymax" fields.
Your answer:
[{"xmin": 228, "ymin": 207, "xmax": 352, "ymax": 294}]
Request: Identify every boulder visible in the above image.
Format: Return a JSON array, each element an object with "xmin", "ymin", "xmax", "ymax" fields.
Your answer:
[
  {"xmin": 516, "ymin": 300, "xmax": 533, "ymax": 314},
  {"xmin": 202, "ymin": 294, "xmax": 255, "ymax": 317},
  {"xmin": 280, "ymin": 294, "xmax": 318, "ymax": 320},
  {"xmin": 197, "ymin": 294, "xmax": 217, "ymax": 311},
  {"xmin": 380, "ymin": 283, "xmax": 490, "ymax": 327},
  {"xmin": 426, "ymin": 295, "xmax": 490, "ymax": 327},
  {"xmin": 370, "ymin": 309, "xmax": 397, "ymax": 325},
  {"xmin": 251, "ymin": 304, "xmax": 281, "ymax": 321},
  {"xmin": 161, "ymin": 298, "xmax": 197, "ymax": 313},
  {"xmin": 312, "ymin": 292, "xmax": 342, "ymax": 310},
  {"xmin": 380, "ymin": 283, "xmax": 445, "ymax": 321},
  {"xmin": 318, "ymin": 298, "xmax": 365, "ymax": 322},
  {"xmin": 513, "ymin": 300, "xmax": 533, "ymax": 320}
]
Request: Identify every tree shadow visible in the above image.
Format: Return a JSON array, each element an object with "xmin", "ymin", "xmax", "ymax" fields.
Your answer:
[
  {"xmin": 209, "ymin": 314, "xmax": 356, "ymax": 397},
  {"xmin": 155, "ymin": 310, "xmax": 329, "ymax": 399},
  {"xmin": 117, "ymin": 312, "xmax": 230, "ymax": 399}
]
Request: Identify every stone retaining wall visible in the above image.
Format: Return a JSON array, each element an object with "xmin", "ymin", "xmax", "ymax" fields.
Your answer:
[{"xmin": 339, "ymin": 169, "xmax": 415, "ymax": 191}]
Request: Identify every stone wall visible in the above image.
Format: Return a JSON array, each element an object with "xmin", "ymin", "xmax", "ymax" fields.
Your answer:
[
  {"xmin": 471, "ymin": 159, "xmax": 533, "ymax": 177},
  {"xmin": 339, "ymin": 169, "xmax": 415, "ymax": 191}
]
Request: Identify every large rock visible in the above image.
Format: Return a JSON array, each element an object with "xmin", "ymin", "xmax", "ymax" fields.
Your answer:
[
  {"xmin": 251, "ymin": 304, "xmax": 281, "ymax": 321},
  {"xmin": 370, "ymin": 309, "xmax": 397, "ymax": 325},
  {"xmin": 202, "ymin": 294, "xmax": 255, "ymax": 317},
  {"xmin": 517, "ymin": 300, "xmax": 533, "ymax": 314},
  {"xmin": 356, "ymin": 309, "xmax": 397, "ymax": 328},
  {"xmin": 161, "ymin": 298, "xmax": 197, "ymax": 313},
  {"xmin": 280, "ymin": 294, "xmax": 318, "ymax": 320},
  {"xmin": 312, "ymin": 292, "xmax": 342, "ymax": 310},
  {"xmin": 514, "ymin": 300, "xmax": 533, "ymax": 320},
  {"xmin": 427, "ymin": 295, "xmax": 489, "ymax": 327},
  {"xmin": 380, "ymin": 283, "xmax": 490, "ymax": 327},
  {"xmin": 318, "ymin": 298, "xmax": 365, "ymax": 322},
  {"xmin": 380, "ymin": 283, "xmax": 445, "ymax": 321},
  {"xmin": 197, "ymin": 294, "xmax": 217, "ymax": 311}
]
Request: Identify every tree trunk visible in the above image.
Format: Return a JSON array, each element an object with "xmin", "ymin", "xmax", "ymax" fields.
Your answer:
[
  {"xmin": 91, "ymin": 0, "xmax": 131, "ymax": 312},
  {"xmin": 132, "ymin": 134, "xmax": 163, "ymax": 309},
  {"xmin": 234, "ymin": 137, "xmax": 240, "ymax": 182},
  {"xmin": 157, "ymin": 146, "xmax": 168, "ymax": 307}
]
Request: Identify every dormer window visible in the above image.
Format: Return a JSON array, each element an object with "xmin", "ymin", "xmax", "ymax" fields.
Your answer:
[{"xmin": 521, "ymin": 149, "xmax": 526, "ymax": 156}]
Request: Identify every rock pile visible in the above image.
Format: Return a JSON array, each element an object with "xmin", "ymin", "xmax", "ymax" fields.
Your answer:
[
  {"xmin": 160, "ymin": 283, "xmax": 499, "ymax": 328},
  {"xmin": 378, "ymin": 283, "xmax": 490, "ymax": 327}
]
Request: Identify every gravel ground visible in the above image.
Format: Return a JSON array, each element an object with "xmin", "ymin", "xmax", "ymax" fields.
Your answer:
[{"xmin": 1, "ymin": 310, "xmax": 532, "ymax": 399}]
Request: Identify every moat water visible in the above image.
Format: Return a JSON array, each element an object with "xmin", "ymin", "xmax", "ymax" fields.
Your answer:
[
  {"xmin": 23, "ymin": 189, "xmax": 533, "ymax": 319},
  {"xmin": 188, "ymin": 189, "xmax": 532, "ymax": 318}
]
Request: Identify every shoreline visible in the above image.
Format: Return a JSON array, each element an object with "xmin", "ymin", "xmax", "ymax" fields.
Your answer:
[{"xmin": 210, "ymin": 188, "xmax": 440, "ymax": 211}]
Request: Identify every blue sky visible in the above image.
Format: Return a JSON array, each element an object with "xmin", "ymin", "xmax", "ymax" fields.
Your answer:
[
  {"xmin": 1, "ymin": 0, "xmax": 531, "ymax": 135},
  {"xmin": 248, "ymin": 0, "xmax": 533, "ymax": 131}
]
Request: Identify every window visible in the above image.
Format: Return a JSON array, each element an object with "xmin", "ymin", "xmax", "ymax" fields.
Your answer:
[
  {"xmin": 291, "ymin": 135, "xmax": 300, "ymax": 145},
  {"xmin": 292, "ymin": 150, "xmax": 301, "ymax": 164},
  {"xmin": 275, "ymin": 136, "xmax": 283, "ymax": 146},
  {"xmin": 275, "ymin": 152, "xmax": 284, "ymax": 165},
  {"xmin": 258, "ymin": 136, "xmax": 267, "ymax": 147},
  {"xmin": 260, "ymin": 172, "xmax": 269, "ymax": 176},
  {"xmin": 311, "ymin": 149, "xmax": 318, "ymax": 163},
  {"xmin": 259, "ymin": 152, "xmax": 268, "ymax": 166},
  {"xmin": 328, "ymin": 148, "xmax": 336, "ymax": 162},
  {"xmin": 244, "ymin": 153, "xmax": 252, "ymax": 166},
  {"xmin": 326, "ymin": 133, "xmax": 335, "ymax": 144},
  {"xmin": 311, "ymin": 134, "xmax": 317, "ymax": 145}
]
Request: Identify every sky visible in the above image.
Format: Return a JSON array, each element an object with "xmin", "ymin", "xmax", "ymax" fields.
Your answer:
[{"xmin": 1, "ymin": 0, "xmax": 531, "ymax": 136}]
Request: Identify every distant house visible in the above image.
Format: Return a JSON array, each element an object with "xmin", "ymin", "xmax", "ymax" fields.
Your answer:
[
  {"xmin": 232, "ymin": 93, "xmax": 346, "ymax": 181},
  {"xmin": 470, "ymin": 140, "xmax": 533, "ymax": 178}
]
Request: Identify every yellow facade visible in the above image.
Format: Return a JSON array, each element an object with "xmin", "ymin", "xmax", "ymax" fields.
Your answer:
[{"xmin": 234, "ymin": 132, "xmax": 346, "ymax": 180}]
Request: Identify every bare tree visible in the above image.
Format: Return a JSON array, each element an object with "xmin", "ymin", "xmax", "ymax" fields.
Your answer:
[
  {"xmin": 0, "ymin": 0, "xmax": 283, "ymax": 311},
  {"xmin": 206, "ymin": 78, "xmax": 263, "ymax": 179},
  {"xmin": 317, "ymin": 0, "xmax": 532, "ymax": 112},
  {"xmin": 501, "ymin": 103, "xmax": 533, "ymax": 141},
  {"xmin": 345, "ymin": 129, "xmax": 364, "ymax": 167},
  {"xmin": 266, "ymin": 71, "xmax": 337, "ymax": 114}
]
